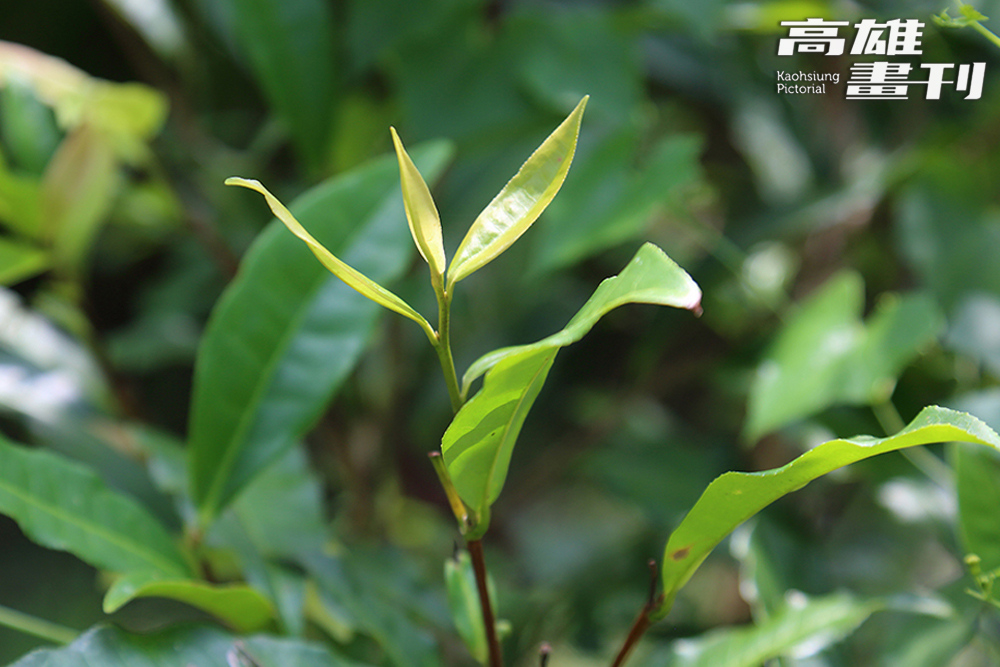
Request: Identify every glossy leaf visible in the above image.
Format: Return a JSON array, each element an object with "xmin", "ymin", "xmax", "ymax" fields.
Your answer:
[
  {"xmin": 0, "ymin": 236, "xmax": 48, "ymax": 285},
  {"xmin": 655, "ymin": 407, "xmax": 1000, "ymax": 619},
  {"xmin": 225, "ymin": 177, "xmax": 435, "ymax": 340},
  {"xmin": 668, "ymin": 593, "xmax": 882, "ymax": 667},
  {"xmin": 104, "ymin": 572, "xmax": 274, "ymax": 633},
  {"xmin": 745, "ymin": 271, "xmax": 943, "ymax": 441},
  {"xmin": 446, "ymin": 347, "xmax": 556, "ymax": 527},
  {"xmin": 193, "ymin": 143, "xmax": 451, "ymax": 525},
  {"xmin": 446, "ymin": 243, "xmax": 700, "ymax": 524},
  {"xmin": 446, "ymin": 96, "xmax": 588, "ymax": 289},
  {"xmin": 225, "ymin": 0, "xmax": 336, "ymax": 173},
  {"xmin": 461, "ymin": 242, "xmax": 702, "ymax": 393},
  {"xmin": 0, "ymin": 435, "xmax": 189, "ymax": 579},
  {"xmin": 391, "ymin": 127, "xmax": 445, "ymax": 282},
  {"xmin": 9, "ymin": 624, "xmax": 363, "ymax": 667}
]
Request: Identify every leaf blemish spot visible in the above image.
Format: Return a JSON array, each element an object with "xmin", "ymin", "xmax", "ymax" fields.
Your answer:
[{"xmin": 671, "ymin": 547, "xmax": 690, "ymax": 561}]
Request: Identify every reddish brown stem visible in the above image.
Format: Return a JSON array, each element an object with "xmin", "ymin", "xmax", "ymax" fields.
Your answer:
[
  {"xmin": 610, "ymin": 560, "xmax": 662, "ymax": 667},
  {"xmin": 467, "ymin": 539, "xmax": 503, "ymax": 667}
]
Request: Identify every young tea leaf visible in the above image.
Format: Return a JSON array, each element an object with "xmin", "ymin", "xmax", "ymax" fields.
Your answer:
[
  {"xmin": 444, "ymin": 243, "xmax": 700, "ymax": 529},
  {"xmin": 225, "ymin": 177, "xmax": 435, "ymax": 342},
  {"xmin": 390, "ymin": 127, "xmax": 446, "ymax": 284},
  {"xmin": 191, "ymin": 144, "xmax": 451, "ymax": 526},
  {"xmin": 655, "ymin": 406, "xmax": 1000, "ymax": 619},
  {"xmin": 461, "ymin": 243, "xmax": 701, "ymax": 394},
  {"xmin": 446, "ymin": 96, "xmax": 588, "ymax": 289}
]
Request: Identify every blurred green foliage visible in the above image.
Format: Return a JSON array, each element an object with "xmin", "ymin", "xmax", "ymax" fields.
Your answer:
[{"xmin": 3, "ymin": 0, "xmax": 1000, "ymax": 666}]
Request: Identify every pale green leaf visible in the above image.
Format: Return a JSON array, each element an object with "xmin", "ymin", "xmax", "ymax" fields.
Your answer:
[
  {"xmin": 445, "ymin": 346, "xmax": 556, "ymax": 524},
  {"xmin": 461, "ymin": 243, "xmax": 701, "ymax": 393},
  {"xmin": 447, "ymin": 96, "xmax": 588, "ymax": 288},
  {"xmin": 656, "ymin": 406, "xmax": 1000, "ymax": 618},
  {"xmin": 192, "ymin": 144, "xmax": 451, "ymax": 525},
  {"xmin": 0, "ymin": 435, "xmax": 190, "ymax": 579},
  {"xmin": 668, "ymin": 593, "xmax": 882, "ymax": 667},
  {"xmin": 391, "ymin": 126, "xmax": 445, "ymax": 282},
  {"xmin": 225, "ymin": 177, "xmax": 434, "ymax": 341},
  {"xmin": 745, "ymin": 271, "xmax": 942, "ymax": 441},
  {"xmin": 445, "ymin": 243, "xmax": 700, "ymax": 526},
  {"xmin": 103, "ymin": 572, "xmax": 275, "ymax": 633}
]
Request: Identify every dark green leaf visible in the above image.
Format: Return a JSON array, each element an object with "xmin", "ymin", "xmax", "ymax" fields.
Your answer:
[
  {"xmin": 0, "ymin": 435, "xmax": 190, "ymax": 579},
  {"xmin": 0, "ymin": 77, "xmax": 60, "ymax": 175},
  {"xmin": 656, "ymin": 407, "xmax": 1000, "ymax": 618},
  {"xmin": 532, "ymin": 131, "xmax": 703, "ymax": 275},
  {"xmin": 226, "ymin": 0, "xmax": 337, "ymax": 173},
  {"xmin": 189, "ymin": 142, "xmax": 452, "ymax": 526},
  {"xmin": 9, "ymin": 624, "xmax": 363, "ymax": 667}
]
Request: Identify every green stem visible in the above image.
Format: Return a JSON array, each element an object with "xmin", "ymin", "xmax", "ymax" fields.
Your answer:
[
  {"xmin": 434, "ymin": 287, "xmax": 463, "ymax": 414},
  {"xmin": 429, "ymin": 451, "xmax": 469, "ymax": 530},
  {"xmin": 0, "ymin": 604, "xmax": 78, "ymax": 645},
  {"xmin": 467, "ymin": 539, "xmax": 503, "ymax": 667},
  {"xmin": 970, "ymin": 20, "xmax": 1000, "ymax": 48},
  {"xmin": 873, "ymin": 400, "xmax": 953, "ymax": 490}
]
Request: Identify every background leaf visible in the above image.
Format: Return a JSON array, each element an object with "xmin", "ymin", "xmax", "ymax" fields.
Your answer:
[
  {"xmin": 745, "ymin": 271, "xmax": 943, "ymax": 441},
  {"xmin": 0, "ymin": 435, "xmax": 189, "ymax": 579},
  {"xmin": 223, "ymin": 0, "xmax": 337, "ymax": 174},
  {"xmin": 953, "ymin": 443, "xmax": 1000, "ymax": 573},
  {"xmin": 103, "ymin": 572, "xmax": 274, "ymax": 633},
  {"xmin": 9, "ymin": 625, "xmax": 362, "ymax": 667},
  {"xmin": 663, "ymin": 593, "xmax": 882, "ymax": 667},
  {"xmin": 189, "ymin": 141, "xmax": 452, "ymax": 524}
]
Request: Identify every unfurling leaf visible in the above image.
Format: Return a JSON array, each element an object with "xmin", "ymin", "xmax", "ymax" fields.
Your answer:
[
  {"xmin": 391, "ymin": 127, "xmax": 446, "ymax": 285},
  {"xmin": 225, "ymin": 177, "xmax": 435, "ymax": 342},
  {"xmin": 447, "ymin": 96, "xmax": 588, "ymax": 289}
]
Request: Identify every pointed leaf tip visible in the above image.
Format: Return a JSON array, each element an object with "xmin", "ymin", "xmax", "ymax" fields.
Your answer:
[
  {"xmin": 225, "ymin": 175, "xmax": 436, "ymax": 346},
  {"xmin": 447, "ymin": 95, "xmax": 589, "ymax": 288},
  {"xmin": 390, "ymin": 128, "xmax": 446, "ymax": 283}
]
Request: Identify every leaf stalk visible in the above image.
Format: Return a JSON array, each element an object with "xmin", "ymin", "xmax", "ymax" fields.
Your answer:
[{"xmin": 0, "ymin": 604, "xmax": 78, "ymax": 646}]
